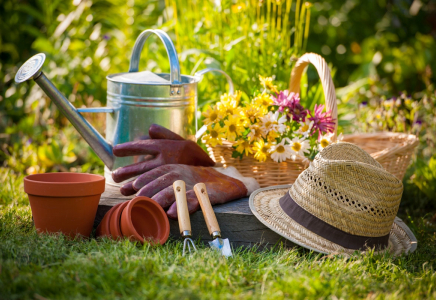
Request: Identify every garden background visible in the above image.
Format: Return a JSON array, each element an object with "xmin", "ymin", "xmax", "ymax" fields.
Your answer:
[{"xmin": 1, "ymin": 0, "xmax": 436, "ymax": 299}]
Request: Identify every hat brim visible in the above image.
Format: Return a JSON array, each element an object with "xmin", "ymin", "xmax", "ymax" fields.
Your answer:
[{"xmin": 249, "ymin": 185, "xmax": 418, "ymax": 256}]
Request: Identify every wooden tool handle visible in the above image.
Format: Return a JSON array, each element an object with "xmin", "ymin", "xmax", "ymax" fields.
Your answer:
[
  {"xmin": 173, "ymin": 180, "xmax": 191, "ymax": 235},
  {"xmin": 194, "ymin": 183, "xmax": 220, "ymax": 235}
]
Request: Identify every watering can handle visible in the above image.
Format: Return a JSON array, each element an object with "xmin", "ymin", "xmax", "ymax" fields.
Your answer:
[
  {"xmin": 194, "ymin": 69, "xmax": 235, "ymax": 139},
  {"xmin": 129, "ymin": 29, "xmax": 182, "ymax": 84},
  {"xmin": 194, "ymin": 69, "xmax": 234, "ymax": 95}
]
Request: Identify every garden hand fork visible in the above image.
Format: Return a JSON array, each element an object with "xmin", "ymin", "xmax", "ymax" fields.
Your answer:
[{"xmin": 173, "ymin": 180, "xmax": 197, "ymax": 256}]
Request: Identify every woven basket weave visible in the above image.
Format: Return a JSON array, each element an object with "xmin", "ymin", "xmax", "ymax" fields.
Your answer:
[
  {"xmin": 342, "ymin": 132, "xmax": 418, "ymax": 181},
  {"xmin": 207, "ymin": 53, "xmax": 418, "ymax": 187}
]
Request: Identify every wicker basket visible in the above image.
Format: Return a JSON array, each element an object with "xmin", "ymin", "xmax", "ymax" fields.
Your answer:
[
  {"xmin": 342, "ymin": 132, "xmax": 418, "ymax": 180},
  {"xmin": 207, "ymin": 53, "xmax": 418, "ymax": 187}
]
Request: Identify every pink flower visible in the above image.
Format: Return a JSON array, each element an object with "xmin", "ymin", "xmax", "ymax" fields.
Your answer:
[
  {"xmin": 308, "ymin": 104, "xmax": 335, "ymax": 135},
  {"xmin": 273, "ymin": 90, "xmax": 294, "ymax": 110},
  {"xmin": 273, "ymin": 91, "xmax": 308, "ymax": 121}
]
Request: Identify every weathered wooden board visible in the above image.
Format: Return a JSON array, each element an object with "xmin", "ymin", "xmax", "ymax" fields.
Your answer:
[{"xmin": 94, "ymin": 184, "xmax": 293, "ymax": 248}]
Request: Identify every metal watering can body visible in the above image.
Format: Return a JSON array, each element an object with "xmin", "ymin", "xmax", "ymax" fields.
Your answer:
[{"xmin": 15, "ymin": 29, "xmax": 233, "ymax": 185}]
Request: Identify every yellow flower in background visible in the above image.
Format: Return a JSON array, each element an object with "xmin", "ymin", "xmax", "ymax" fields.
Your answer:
[
  {"xmin": 233, "ymin": 90, "xmax": 242, "ymax": 102},
  {"xmin": 223, "ymin": 116, "xmax": 244, "ymax": 142},
  {"xmin": 220, "ymin": 91, "xmax": 241, "ymax": 106},
  {"xmin": 254, "ymin": 93, "xmax": 274, "ymax": 109},
  {"xmin": 203, "ymin": 124, "xmax": 225, "ymax": 147},
  {"xmin": 241, "ymin": 104, "xmax": 262, "ymax": 123},
  {"xmin": 253, "ymin": 139, "xmax": 271, "ymax": 162},
  {"xmin": 202, "ymin": 105, "xmax": 223, "ymax": 125},
  {"xmin": 259, "ymin": 75, "xmax": 278, "ymax": 93},
  {"xmin": 259, "ymin": 75, "xmax": 273, "ymax": 87},
  {"xmin": 231, "ymin": 3, "xmax": 246, "ymax": 13},
  {"xmin": 234, "ymin": 139, "xmax": 253, "ymax": 156},
  {"xmin": 383, "ymin": 99, "xmax": 394, "ymax": 108},
  {"xmin": 247, "ymin": 124, "xmax": 263, "ymax": 142}
]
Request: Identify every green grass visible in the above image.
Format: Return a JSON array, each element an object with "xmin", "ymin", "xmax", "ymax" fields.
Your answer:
[{"xmin": 1, "ymin": 168, "xmax": 435, "ymax": 300}]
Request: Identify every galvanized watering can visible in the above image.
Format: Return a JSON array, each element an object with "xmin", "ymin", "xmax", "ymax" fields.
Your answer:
[{"xmin": 15, "ymin": 29, "xmax": 233, "ymax": 185}]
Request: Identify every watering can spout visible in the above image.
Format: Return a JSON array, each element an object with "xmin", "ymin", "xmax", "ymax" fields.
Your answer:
[{"xmin": 15, "ymin": 53, "xmax": 115, "ymax": 170}]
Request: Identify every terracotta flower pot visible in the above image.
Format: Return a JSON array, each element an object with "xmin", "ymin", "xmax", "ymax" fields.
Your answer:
[
  {"xmin": 120, "ymin": 196, "xmax": 170, "ymax": 244},
  {"xmin": 109, "ymin": 201, "xmax": 129, "ymax": 240},
  {"xmin": 95, "ymin": 202, "xmax": 123, "ymax": 238},
  {"xmin": 24, "ymin": 172, "xmax": 105, "ymax": 238}
]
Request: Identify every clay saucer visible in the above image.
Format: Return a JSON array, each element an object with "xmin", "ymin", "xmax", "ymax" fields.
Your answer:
[
  {"xmin": 120, "ymin": 196, "xmax": 170, "ymax": 245},
  {"xmin": 110, "ymin": 201, "xmax": 129, "ymax": 240},
  {"xmin": 95, "ymin": 202, "xmax": 124, "ymax": 238}
]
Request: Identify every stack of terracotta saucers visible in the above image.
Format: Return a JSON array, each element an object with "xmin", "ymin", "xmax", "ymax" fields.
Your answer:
[{"xmin": 96, "ymin": 196, "xmax": 170, "ymax": 245}]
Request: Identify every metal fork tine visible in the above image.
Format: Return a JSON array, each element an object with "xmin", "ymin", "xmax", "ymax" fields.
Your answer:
[
  {"xmin": 174, "ymin": 181, "xmax": 197, "ymax": 256},
  {"xmin": 183, "ymin": 238, "xmax": 197, "ymax": 256},
  {"xmin": 183, "ymin": 239, "xmax": 187, "ymax": 256}
]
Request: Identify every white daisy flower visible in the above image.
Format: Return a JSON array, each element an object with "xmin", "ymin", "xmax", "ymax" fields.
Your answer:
[
  {"xmin": 260, "ymin": 111, "xmax": 287, "ymax": 136},
  {"xmin": 287, "ymin": 136, "xmax": 311, "ymax": 158},
  {"xmin": 295, "ymin": 119, "xmax": 314, "ymax": 137},
  {"xmin": 273, "ymin": 111, "xmax": 287, "ymax": 133},
  {"xmin": 269, "ymin": 139, "xmax": 293, "ymax": 163},
  {"xmin": 259, "ymin": 112, "xmax": 274, "ymax": 136},
  {"xmin": 318, "ymin": 132, "xmax": 334, "ymax": 151}
]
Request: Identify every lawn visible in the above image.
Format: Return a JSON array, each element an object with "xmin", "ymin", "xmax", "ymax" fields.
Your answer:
[{"xmin": 1, "ymin": 168, "xmax": 435, "ymax": 300}]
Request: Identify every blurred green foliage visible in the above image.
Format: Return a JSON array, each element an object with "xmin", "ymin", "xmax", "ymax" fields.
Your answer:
[{"xmin": 308, "ymin": 0, "xmax": 435, "ymax": 94}]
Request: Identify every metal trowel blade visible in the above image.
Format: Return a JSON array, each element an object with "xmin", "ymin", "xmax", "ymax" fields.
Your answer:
[{"xmin": 209, "ymin": 238, "xmax": 232, "ymax": 257}]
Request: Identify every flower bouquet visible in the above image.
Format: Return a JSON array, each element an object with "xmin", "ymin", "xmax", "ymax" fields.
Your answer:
[{"xmin": 202, "ymin": 75, "xmax": 340, "ymax": 187}]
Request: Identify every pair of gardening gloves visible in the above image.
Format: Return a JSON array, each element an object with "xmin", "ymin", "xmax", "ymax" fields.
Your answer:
[{"xmin": 112, "ymin": 124, "xmax": 259, "ymax": 219}]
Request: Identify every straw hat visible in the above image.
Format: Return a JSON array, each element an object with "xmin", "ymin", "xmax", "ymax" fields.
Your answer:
[{"xmin": 249, "ymin": 142, "xmax": 417, "ymax": 256}]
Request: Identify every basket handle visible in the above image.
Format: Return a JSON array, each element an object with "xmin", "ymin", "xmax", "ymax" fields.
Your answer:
[{"xmin": 289, "ymin": 53, "xmax": 338, "ymax": 139}]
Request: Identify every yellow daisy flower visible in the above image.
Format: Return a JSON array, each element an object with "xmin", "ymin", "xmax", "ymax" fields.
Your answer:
[
  {"xmin": 217, "ymin": 99, "xmax": 241, "ymax": 117},
  {"xmin": 202, "ymin": 105, "xmax": 223, "ymax": 125},
  {"xmin": 253, "ymin": 139, "xmax": 271, "ymax": 162},
  {"xmin": 223, "ymin": 116, "xmax": 244, "ymax": 142},
  {"xmin": 241, "ymin": 104, "xmax": 262, "ymax": 123},
  {"xmin": 267, "ymin": 130, "xmax": 280, "ymax": 143},
  {"xmin": 234, "ymin": 139, "xmax": 253, "ymax": 156},
  {"xmin": 203, "ymin": 124, "xmax": 225, "ymax": 147},
  {"xmin": 237, "ymin": 112, "xmax": 250, "ymax": 127},
  {"xmin": 253, "ymin": 93, "xmax": 274, "ymax": 109},
  {"xmin": 259, "ymin": 75, "xmax": 278, "ymax": 93}
]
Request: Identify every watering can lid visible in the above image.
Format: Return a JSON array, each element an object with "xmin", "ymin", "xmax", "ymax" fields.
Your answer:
[{"xmin": 110, "ymin": 71, "xmax": 171, "ymax": 84}]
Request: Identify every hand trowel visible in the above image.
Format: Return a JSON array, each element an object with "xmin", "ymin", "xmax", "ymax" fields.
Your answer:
[
  {"xmin": 193, "ymin": 183, "xmax": 232, "ymax": 257},
  {"xmin": 173, "ymin": 180, "xmax": 197, "ymax": 256}
]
